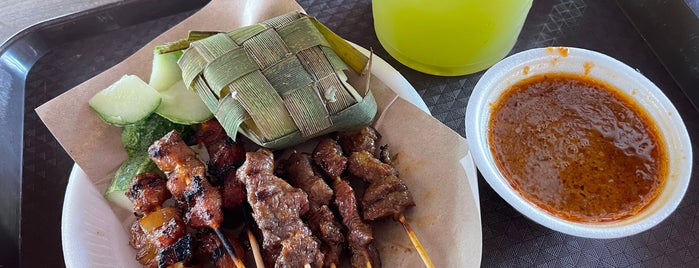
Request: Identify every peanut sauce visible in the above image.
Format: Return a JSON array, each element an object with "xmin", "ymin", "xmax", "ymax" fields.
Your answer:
[{"xmin": 489, "ymin": 73, "xmax": 667, "ymax": 222}]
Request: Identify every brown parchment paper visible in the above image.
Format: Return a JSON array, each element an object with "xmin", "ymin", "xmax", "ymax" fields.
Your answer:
[{"xmin": 36, "ymin": 0, "xmax": 482, "ymax": 266}]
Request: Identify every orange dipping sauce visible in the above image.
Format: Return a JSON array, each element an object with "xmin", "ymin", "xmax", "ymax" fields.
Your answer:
[{"xmin": 488, "ymin": 73, "xmax": 668, "ymax": 222}]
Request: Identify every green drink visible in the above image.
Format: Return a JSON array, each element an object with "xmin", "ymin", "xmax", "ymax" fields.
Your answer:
[{"xmin": 372, "ymin": 0, "xmax": 533, "ymax": 76}]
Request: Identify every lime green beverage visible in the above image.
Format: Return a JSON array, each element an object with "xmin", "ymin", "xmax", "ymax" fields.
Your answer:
[{"xmin": 372, "ymin": 0, "xmax": 533, "ymax": 76}]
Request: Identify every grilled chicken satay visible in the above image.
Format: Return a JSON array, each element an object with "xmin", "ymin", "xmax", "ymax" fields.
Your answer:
[
  {"xmin": 148, "ymin": 130, "xmax": 224, "ymax": 229},
  {"xmin": 280, "ymin": 152, "xmax": 346, "ymax": 267},
  {"xmin": 236, "ymin": 149, "xmax": 324, "ymax": 268},
  {"xmin": 126, "ymin": 174, "xmax": 192, "ymax": 267},
  {"xmin": 148, "ymin": 130, "xmax": 244, "ymax": 268},
  {"xmin": 313, "ymin": 138, "xmax": 381, "ymax": 268},
  {"xmin": 127, "ymin": 173, "xmax": 172, "ymax": 215},
  {"xmin": 196, "ymin": 119, "xmax": 247, "ymax": 211}
]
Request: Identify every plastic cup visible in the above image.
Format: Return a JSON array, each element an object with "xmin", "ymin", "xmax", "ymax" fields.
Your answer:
[{"xmin": 372, "ymin": 0, "xmax": 533, "ymax": 76}]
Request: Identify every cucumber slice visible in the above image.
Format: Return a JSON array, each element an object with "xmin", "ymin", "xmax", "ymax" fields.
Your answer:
[
  {"xmin": 104, "ymin": 155, "xmax": 162, "ymax": 211},
  {"xmin": 149, "ymin": 50, "xmax": 183, "ymax": 92},
  {"xmin": 121, "ymin": 114, "xmax": 194, "ymax": 157},
  {"xmin": 156, "ymin": 80, "xmax": 213, "ymax": 124},
  {"xmin": 89, "ymin": 75, "xmax": 161, "ymax": 126}
]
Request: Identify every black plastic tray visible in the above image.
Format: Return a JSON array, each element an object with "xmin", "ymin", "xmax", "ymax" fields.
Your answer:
[{"xmin": 1, "ymin": 0, "xmax": 698, "ymax": 266}]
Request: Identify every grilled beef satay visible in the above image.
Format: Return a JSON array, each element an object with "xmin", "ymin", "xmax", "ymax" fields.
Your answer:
[
  {"xmin": 341, "ymin": 130, "xmax": 415, "ymax": 221},
  {"xmin": 338, "ymin": 129, "xmax": 432, "ymax": 268},
  {"xmin": 313, "ymin": 138, "xmax": 381, "ymax": 268},
  {"xmin": 346, "ymin": 151, "xmax": 398, "ymax": 184},
  {"xmin": 196, "ymin": 119, "xmax": 246, "ymax": 211},
  {"xmin": 338, "ymin": 126, "xmax": 381, "ymax": 155},
  {"xmin": 148, "ymin": 130, "xmax": 244, "ymax": 268},
  {"xmin": 237, "ymin": 149, "xmax": 324, "ymax": 268},
  {"xmin": 280, "ymin": 152, "xmax": 345, "ymax": 267},
  {"xmin": 126, "ymin": 174, "xmax": 192, "ymax": 267}
]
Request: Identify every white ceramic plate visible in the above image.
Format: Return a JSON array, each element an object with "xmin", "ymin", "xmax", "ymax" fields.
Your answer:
[{"xmin": 62, "ymin": 47, "xmax": 480, "ymax": 267}]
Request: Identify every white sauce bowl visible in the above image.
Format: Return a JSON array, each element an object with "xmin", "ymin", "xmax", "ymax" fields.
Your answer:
[{"xmin": 465, "ymin": 47, "xmax": 692, "ymax": 239}]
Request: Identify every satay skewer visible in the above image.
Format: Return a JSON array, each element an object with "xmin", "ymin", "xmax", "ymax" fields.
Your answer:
[
  {"xmin": 338, "ymin": 127, "xmax": 434, "ymax": 268},
  {"xmin": 313, "ymin": 138, "xmax": 381, "ymax": 268},
  {"xmin": 148, "ymin": 130, "xmax": 245, "ymax": 268}
]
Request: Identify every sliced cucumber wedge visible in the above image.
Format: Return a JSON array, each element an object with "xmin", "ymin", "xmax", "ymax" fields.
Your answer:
[
  {"xmin": 89, "ymin": 75, "xmax": 162, "ymax": 126},
  {"xmin": 149, "ymin": 50, "xmax": 183, "ymax": 92},
  {"xmin": 156, "ymin": 80, "xmax": 213, "ymax": 125},
  {"xmin": 104, "ymin": 155, "xmax": 162, "ymax": 211}
]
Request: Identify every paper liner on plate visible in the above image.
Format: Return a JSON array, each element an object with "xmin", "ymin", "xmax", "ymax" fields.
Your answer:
[{"xmin": 36, "ymin": 0, "xmax": 482, "ymax": 266}]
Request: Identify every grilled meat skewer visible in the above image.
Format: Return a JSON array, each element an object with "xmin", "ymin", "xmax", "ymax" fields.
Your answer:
[
  {"xmin": 338, "ymin": 127, "xmax": 432, "ymax": 268},
  {"xmin": 196, "ymin": 119, "xmax": 247, "ymax": 211},
  {"xmin": 313, "ymin": 138, "xmax": 381, "ymax": 268},
  {"xmin": 148, "ymin": 130, "xmax": 244, "ymax": 268},
  {"xmin": 236, "ymin": 149, "xmax": 324, "ymax": 268},
  {"xmin": 126, "ymin": 174, "xmax": 192, "ymax": 267},
  {"xmin": 280, "ymin": 152, "xmax": 346, "ymax": 267}
]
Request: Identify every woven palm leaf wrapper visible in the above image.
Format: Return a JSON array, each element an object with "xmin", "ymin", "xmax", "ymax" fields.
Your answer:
[{"xmin": 178, "ymin": 11, "xmax": 376, "ymax": 149}]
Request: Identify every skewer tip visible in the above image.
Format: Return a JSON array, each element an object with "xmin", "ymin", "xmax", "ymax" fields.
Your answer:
[
  {"xmin": 396, "ymin": 214, "xmax": 435, "ymax": 268},
  {"xmin": 213, "ymin": 228, "xmax": 245, "ymax": 268}
]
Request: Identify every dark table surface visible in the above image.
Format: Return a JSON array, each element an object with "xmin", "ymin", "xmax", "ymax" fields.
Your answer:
[{"xmin": 2, "ymin": 0, "xmax": 698, "ymax": 267}]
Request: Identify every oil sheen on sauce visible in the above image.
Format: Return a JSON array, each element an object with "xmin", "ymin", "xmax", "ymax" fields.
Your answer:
[{"xmin": 488, "ymin": 73, "xmax": 667, "ymax": 222}]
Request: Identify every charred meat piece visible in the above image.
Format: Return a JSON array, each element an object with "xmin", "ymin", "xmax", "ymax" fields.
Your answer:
[
  {"xmin": 139, "ymin": 207, "xmax": 188, "ymax": 250},
  {"xmin": 129, "ymin": 207, "xmax": 189, "ymax": 268},
  {"xmin": 197, "ymin": 119, "xmax": 246, "ymax": 179},
  {"xmin": 347, "ymin": 150, "xmax": 398, "ymax": 184},
  {"xmin": 130, "ymin": 220, "xmax": 157, "ymax": 267},
  {"xmin": 126, "ymin": 172, "xmax": 171, "ymax": 215},
  {"xmin": 334, "ymin": 180, "xmax": 381, "ymax": 268},
  {"xmin": 361, "ymin": 175, "xmax": 415, "ymax": 221},
  {"xmin": 157, "ymin": 233, "xmax": 194, "ymax": 268},
  {"xmin": 237, "ymin": 149, "xmax": 324, "ymax": 267},
  {"xmin": 282, "ymin": 152, "xmax": 345, "ymax": 266},
  {"xmin": 338, "ymin": 126, "xmax": 381, "ymax": 155},
  {"xmin": 313, "ymin": 138, "xmax": 348, "ymax": 179},
  {"xmin": 183, "ymin": 175, "xmax": 224, "ymax": 229},
  {"xmin": 195, "ymin": 230, "xmax": 245, "ymax": 268},
  {"xmin": 148, "ymin": 130, "xmax": 224, "ymax": 229},
  {"xmin": 196, "ymin": 119, "xmax": 247, "ymax": 210}
]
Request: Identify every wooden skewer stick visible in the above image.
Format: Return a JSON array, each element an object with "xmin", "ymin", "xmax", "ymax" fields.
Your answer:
[
  {"xmin": 213, "ymin": 228, "xmax": 246, "ymax": 268},
  {"xmin": 242, "ymin": 204, "xmax": 265, "ymax": 268},
  {"xmin": 247, "ymin": 228, "xmax": 265, "ymax": 268},
  {"xmin": 395, "ymin": 214, "xmax": 434, "ymax": 268},
  {"xmin": 366, "ymin": 262, "xmax": 372, "ymax": 268}
]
